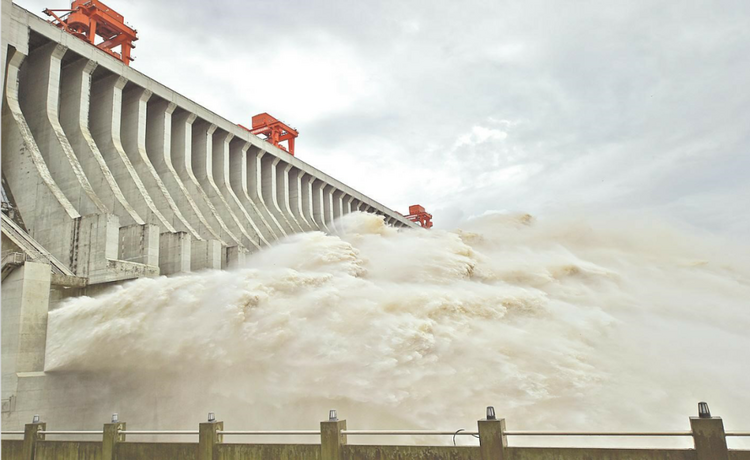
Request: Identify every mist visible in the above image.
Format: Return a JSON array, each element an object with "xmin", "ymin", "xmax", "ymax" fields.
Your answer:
[{"xmin": 44, "ymin": 212, "xmax": 750, "ymax": 447}]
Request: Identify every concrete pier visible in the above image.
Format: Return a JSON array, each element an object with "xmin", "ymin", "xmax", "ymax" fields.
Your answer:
[
  {"xmin": 158, "ymin": 230, "xmax": 191, "ymax": 275},
  {"xmin": 218, "ymin": 136, "xmax": 270, "ymax": 247},
  {"xmin": 289, "ymin": 169, "xmax": 315, "ymax": 231},
  {"xmin": 145, "ymin": 99, "xmax": 211, "ymax": 241},
  {"xmin": 228, "ymin": 141, "xmax": 278, "ymax": 242},
  {"xmin": 261, "ymin": 153, "xmax": 296, "ymax": 235},
  {"xmin": 247, "ymin": 147, "xmax": 286, "ymax": 237},
  {"xmin": 60, "ymin": 58, "xmax": 143, "ymax": 226},
  {"xmin": 277, "ymin": 162, "xmax": 305, "ymax": 232},
  {"xmin": 323, "ymin": 184, "xmax": 338, "ymax": 233}
]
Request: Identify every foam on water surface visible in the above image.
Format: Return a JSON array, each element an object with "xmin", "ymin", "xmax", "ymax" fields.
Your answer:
[{"xmin": 45, "ymin": 212, "xmax": 750, "ymax": 445}]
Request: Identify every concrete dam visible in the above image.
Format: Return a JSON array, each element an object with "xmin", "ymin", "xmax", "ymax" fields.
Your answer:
[
  {"xmin": 3, "ymin": 2, "xmax": 750, "ymax": 460},
  {"xmin": 1, "ymin": 0, "xmax": 414, "ymax": 430}
]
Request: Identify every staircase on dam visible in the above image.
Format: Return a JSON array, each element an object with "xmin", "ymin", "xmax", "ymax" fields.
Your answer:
[{"xmin": 0, "ymin": 0, "xmax": 416, "ymax": 430}]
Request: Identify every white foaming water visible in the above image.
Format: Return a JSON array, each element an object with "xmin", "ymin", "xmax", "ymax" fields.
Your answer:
[{"xmin": 46, "ymin": 212, "xmax": 750, "ymax": 446}]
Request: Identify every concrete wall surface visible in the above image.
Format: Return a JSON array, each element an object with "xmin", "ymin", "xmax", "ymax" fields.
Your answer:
[
  {"xmin": 343, "ymin": 445, "xmax": 479, "ymax": 459},
  {"xmin": 2, "ymin": 438, "xmax": 749, "ymax": 460},
  {"xmin": 117, "ymin": 441, "xmax": 197, "ymax": 459},
  {"xmin": 35, "ymin": 441, "xmax": 102, "ymax": 460},
  {"xmin": 505, "ymin": 447, "xmax": 695, "ymax": 460},
  {"xmin": 217, "ymin": 443, "xmax": 321, "ymax": 460},
  {"xmin": 1, "ymin": 440, "xmax": 23, "ymax": 459}
]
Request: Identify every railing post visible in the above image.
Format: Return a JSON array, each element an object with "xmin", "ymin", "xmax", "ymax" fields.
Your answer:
[
  {"xmin": 22, "ymin": 417, "xmax": 45, "ymax": 460},
  {"xmin": 321, "ymin": 410, "xmax": 347, "ymax": 460},
  {"xmin": 199, "ymin": 414, "xmax": 223, "ymax": 460},
  {"xmin": 102, "ymin": 417, "xmax": 126, "ymax": 460},
  {"xmin": 478, "ymin": 406, "xmax": 507, "ymax": 460},
  {"xmin": 690, "ymin": 402, "xmax": 728, "ymax": 460}
]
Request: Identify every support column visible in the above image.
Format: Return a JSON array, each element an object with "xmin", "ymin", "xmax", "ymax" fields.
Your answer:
[
  {"xmin": 199, "ymin": 418, "xmax": 223, "ymax": 460},
  {"xmin": 146, "ymin": 100, "xmax": 211, "ymax": 242},
  {"xmin": 3, "ymin": 49, "xmax": 80, "ymax": 267},
  {"xmin": 323, "ymin": 184, "xmax": 337, "ymax": 233},
  {"xmin": 169, "ymin": 111, "xmax": 227, "ymax": 241},
  {"xmin": 301, "ymin": 175, "xmax": 319, "ymax": 230},
  {"xmin": 159, "ymin": 231, "xmax": 191, "ymax": 275},
  {"xmin": 183, "ymin": 120, "xmax": 242, "ymax": 247},
  {"xmin": 278, "ymin": 163, "xmax": 305, "ymax": 232},
  {"xmin": 217, "ymin": 136, "xmax": 269, "ymax": 247},
  {"xmin": 102, "ymin": 420, "xmax": 126, "ymax": 460},
  {"xmin": 229, "ymin": 142, "xmax": 278, "ymax": 242},
  {"xmin": 478, "ymin": 407, "xmax": 506, "ymax": 460},
  {"xmin": 247, "ymin": 148, "xmax": 286, "ymax": 237},
  {"xmin": 122, "ymin": 86, "xmax": 198, "ymax": 236},
  {"xmin": 191, "ymin": 239, "xmax": 221, "ymax": 270},
  {"xmin": 59, "ymin": 58, "xmax": 143, "ymax": 227},
  {"xmin": 90, "ymin": 74, "xmax": 173, "ymax": 231},
  {"xmin": 13, "ymin": 263, "xmax": 52, "ymax": 374},
  {"xmin": 332, "ymin": 190, "xmax": 345, "ymax": 228},
  {"xmin": 224, "ymin": 246, "xmax": 247, "ymax": 270},
  {"xmin": 261, "ymin": 154, "xmax": 295, "ymax": 234},
  {"xmin": 118, "ymin": 224, "xmax": 159, "ymax": 266},
  {"xmin": 312, "ymin": 180, "xmax": 329, "ymax": 233},
  {"xmin": 288, "ymin": 169, "xmax": 314, "ymax": 231},
  {"xmin": 20, "ymin": 42, "xmax": 107, "ymax": 217},
  {"xmin": 691, "ymin": 404, "xmax": 728, "ymax": 460},
  {"xmin": 75, "ymin": 213, "xmax": 119, "ymax": 281},
  {"xmin": 197, "ymin": 127, "xmax": 258, "ymax": 251},
  {"xmin": 320, "ymin": 412, "xmax": 347, "ymax": 460},
  {"xmin": 22, "ymin": 418, "xmax": 45, "ymax": 460}
]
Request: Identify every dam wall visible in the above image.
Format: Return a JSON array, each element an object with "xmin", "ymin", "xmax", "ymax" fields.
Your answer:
[
  {"xmin": 1, "ymin": 0, "xmax": 414, "ymax": 275},
  {"xmin": 1, "ymin": 0, "xmax": 415, "ymax": 430}
]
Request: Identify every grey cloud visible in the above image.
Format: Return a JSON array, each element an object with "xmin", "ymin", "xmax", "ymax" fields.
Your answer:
[{"xmin": 17, "ymin": 0, "xmax": 750, "ymax": 237}]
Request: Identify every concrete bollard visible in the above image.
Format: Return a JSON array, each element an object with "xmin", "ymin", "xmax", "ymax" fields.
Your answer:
[
  {"xmin": 690, "ymin": 403, "xmax": 729, "ymax": 460},
  {"xmin": 102, "ymin": 419, "xmax": 126, "ymax": 460},
  {"xmin": 199, "ymin": 416, "xmax": 223, "ymax": 460},
  {"xmin": 478, "ymin": 407, "xmax": 507, "ymax": 460},
  {"xmin": 22, "ymin": 418, "xmax": 45, "ymax": 460},
  {"xmin": 320, "ymin": 411, "xmax": 347, "ymax": 460}
]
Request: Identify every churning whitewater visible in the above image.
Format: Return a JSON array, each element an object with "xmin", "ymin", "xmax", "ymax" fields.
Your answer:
[{"xmin": 45, "ymin": 212, "xmax": 750, "ymax": 445}]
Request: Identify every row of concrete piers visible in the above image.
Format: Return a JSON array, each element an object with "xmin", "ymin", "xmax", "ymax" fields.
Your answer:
[{"xmin": 2, "ymin": 3, "xmax": 414, "ymax": 284}]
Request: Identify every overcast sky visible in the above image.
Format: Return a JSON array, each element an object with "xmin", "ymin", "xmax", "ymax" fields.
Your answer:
[{"xmin": 17, "ymin": 0, "xmax": 750, "ymax": 236}]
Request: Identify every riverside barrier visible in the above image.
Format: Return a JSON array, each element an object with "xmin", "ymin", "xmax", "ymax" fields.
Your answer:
[{"xmin": 1, "ymin": 403, "xmax": 748, "ymax": 460}]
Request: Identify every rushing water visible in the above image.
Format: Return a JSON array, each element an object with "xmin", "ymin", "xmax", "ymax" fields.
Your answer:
[{"xmin": 45, "ymin": 212, "xmax": 750, "ymax": 446}]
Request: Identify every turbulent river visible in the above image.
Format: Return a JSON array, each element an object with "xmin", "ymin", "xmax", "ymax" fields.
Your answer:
[{"xmin": 45, "ymin": 212, "xmax": 750, "ymax": 446}]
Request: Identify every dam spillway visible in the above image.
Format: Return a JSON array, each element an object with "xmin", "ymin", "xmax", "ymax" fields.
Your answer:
[{"xmin": 1, "ymin": 0, "xmax": 414, "ymax": 429}]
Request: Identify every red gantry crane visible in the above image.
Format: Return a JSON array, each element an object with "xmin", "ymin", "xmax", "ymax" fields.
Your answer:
[
  {"xmin": 44, "ymin": 0, "xmax": 137, "ymax": 65},
  {"xmin": 239, "ymin": 113, "xmax": 299, "ymax": 156},
  {"xmin": 43, "ymin": 0, "xmax": 429, "ymax": 229},
  {"xmin": 405, "ymin": 205, "xmax": 433, "ymax": 229}
]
